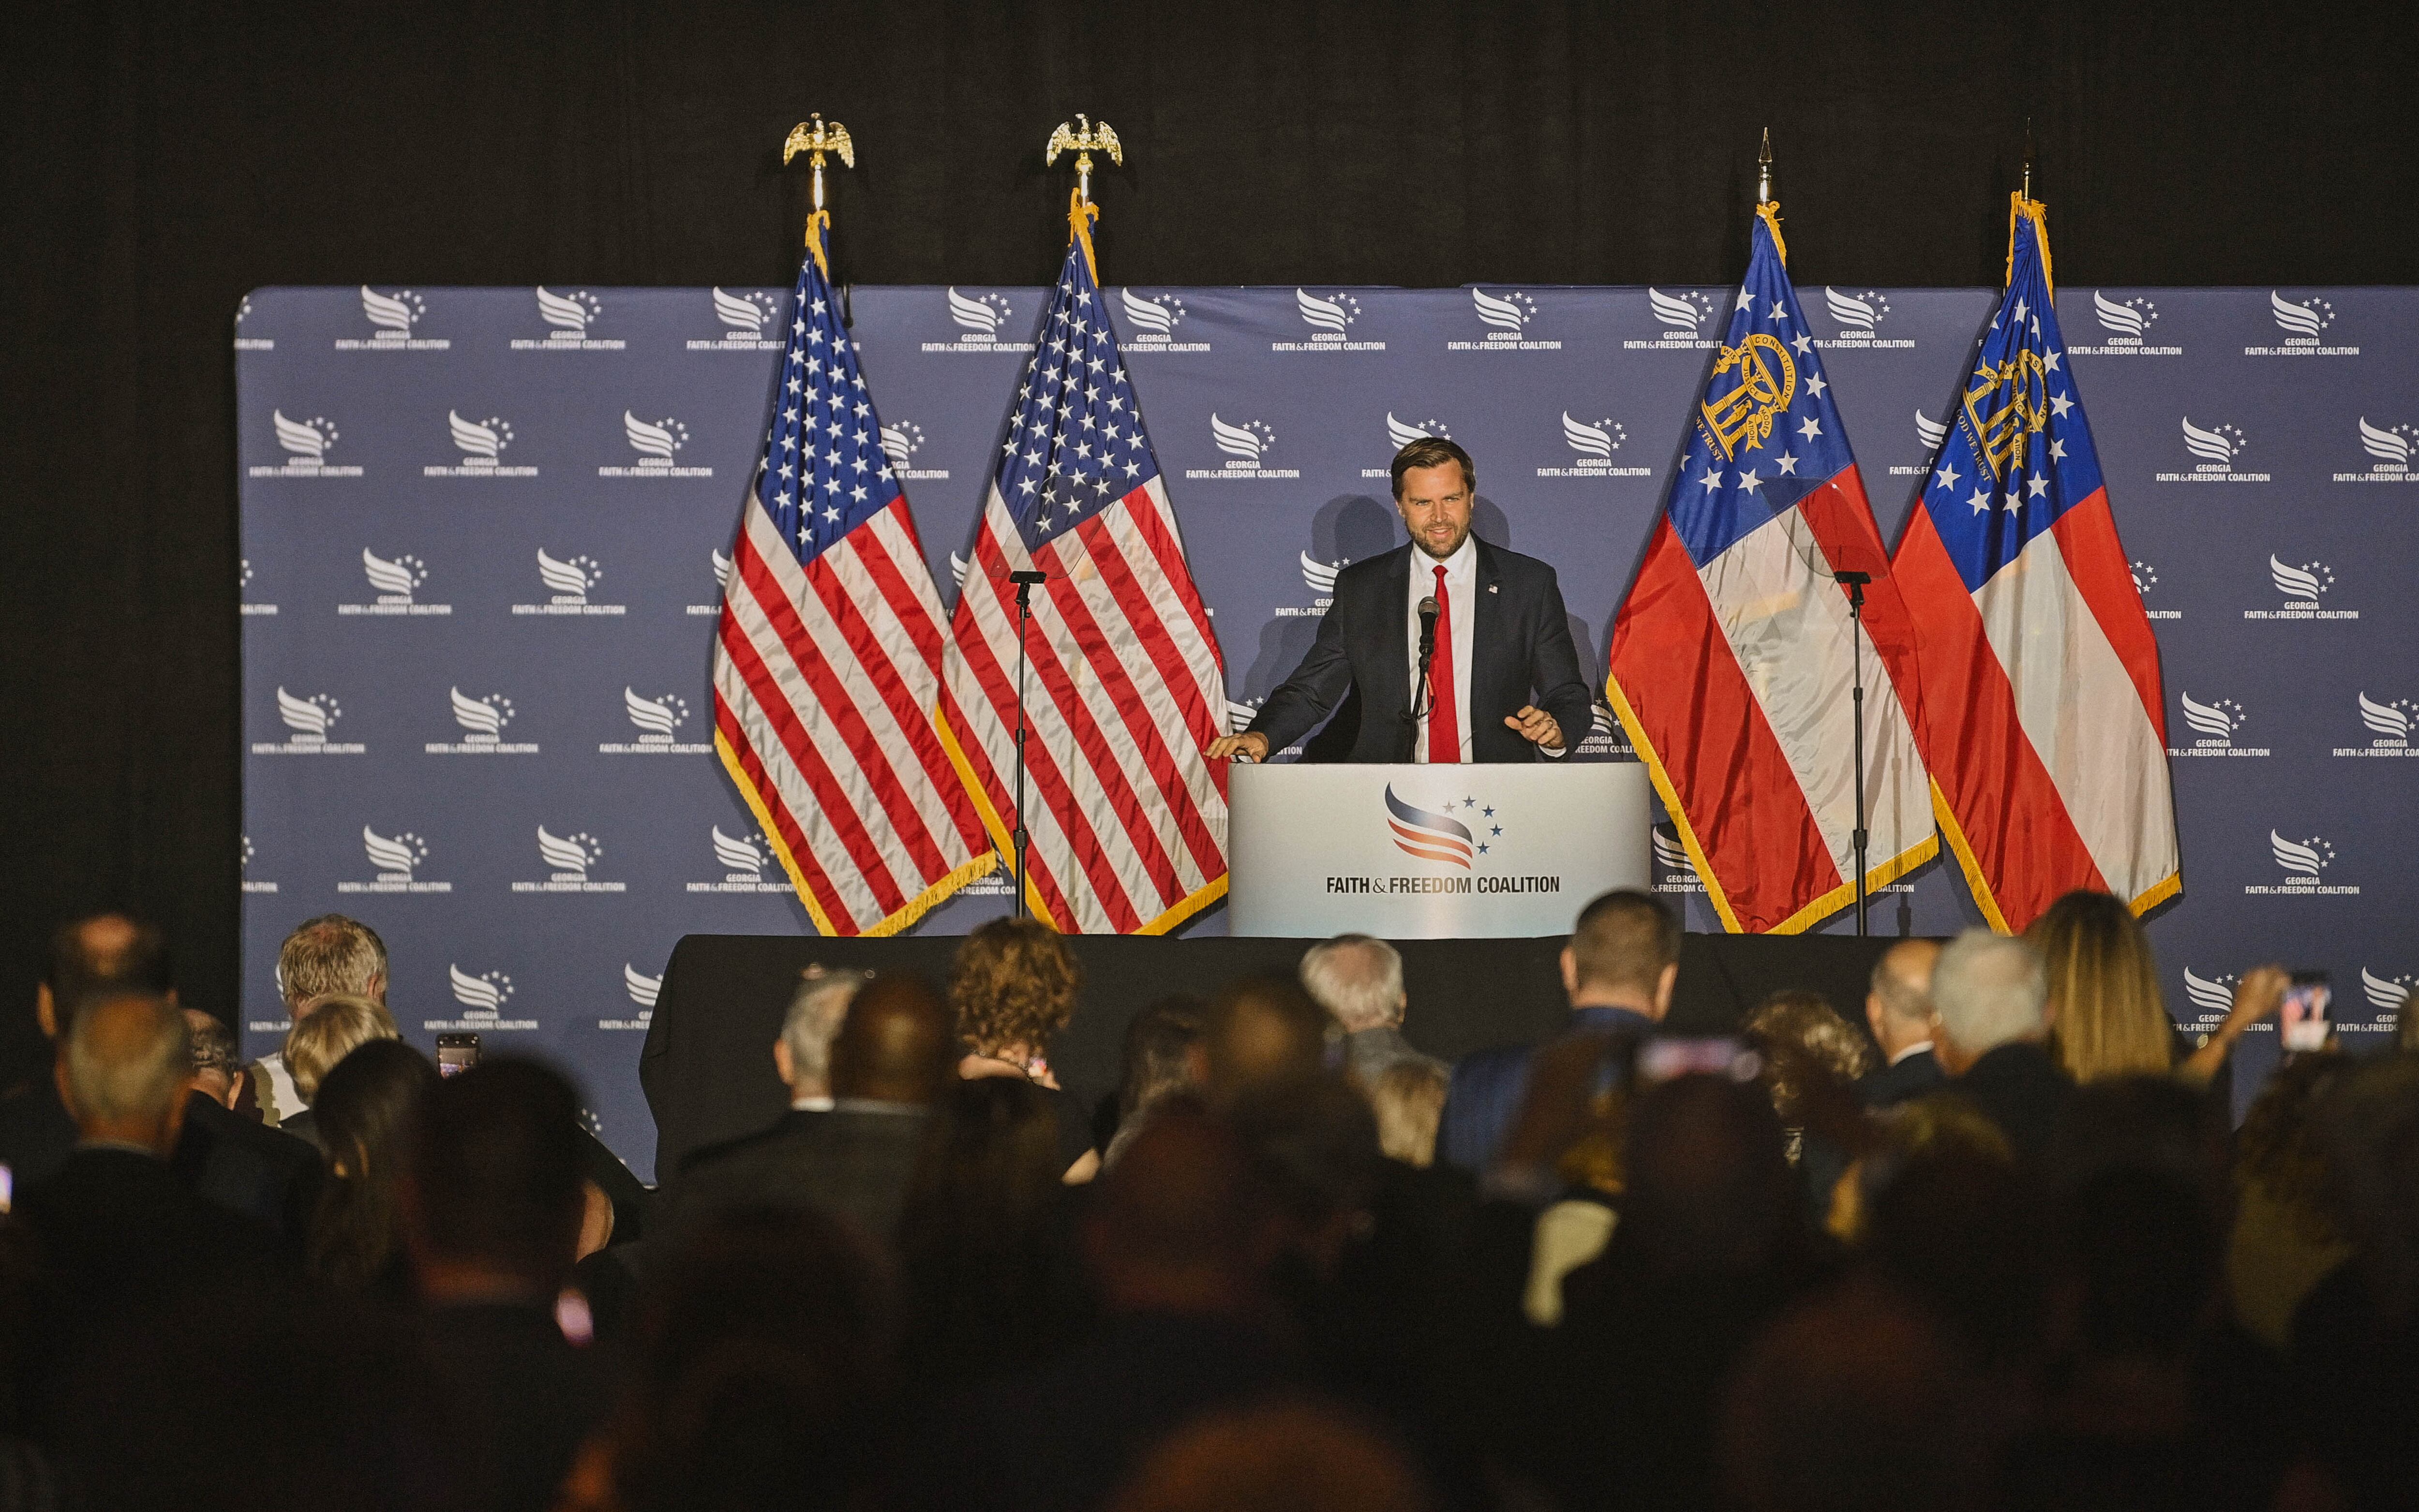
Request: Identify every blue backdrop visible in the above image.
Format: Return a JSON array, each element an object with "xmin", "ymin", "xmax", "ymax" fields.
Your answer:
[{"xmin": 238, "ymin": 281, "xmax": 2417, "ymax": 1177}]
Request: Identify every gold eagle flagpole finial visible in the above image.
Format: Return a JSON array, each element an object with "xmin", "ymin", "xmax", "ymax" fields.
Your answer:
[
  {"xmin": 783, "ymin": 114, "xmax": 855, "ymax": 264},
  {"xmin": 1045, "ymin": 114, "xmax": 1122, "ymax": 206}
]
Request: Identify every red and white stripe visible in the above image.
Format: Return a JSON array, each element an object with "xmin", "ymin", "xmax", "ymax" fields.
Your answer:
[
  {"xmin": 712, "ymin": 496, "xmax": 994, "ymax": 936},
  {"xmin": 1894, "ymin": 487, "xmax": 2178, "ymax": 931},
  {"xmin": 1608, "ymin": 470, "xmax": 1935, "ymax": 934},
  {"xmin": 939, "ymin": 474, "xmax": 1229, "ymax": 934}
]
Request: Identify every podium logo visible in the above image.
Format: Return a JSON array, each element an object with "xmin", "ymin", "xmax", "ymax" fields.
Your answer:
[
  {"xmin": 2250, "ymin": 829, "xmax": 2357, "ymax": 896},
  {"xmin": 1119, "ymin": 289, "xmax": 1207, "ymax": 352},
  {"xmin": 2159, "ymin": 418, "xmax": 2267, "ymax": 483},
  {"xmin": 1385, "ymin": 787, "xmax": 1478, "ymax": 869},
  {"xmin": 880, "ymin": 419, "xmax": 948, "ymax": 482},
  {"xmin": 602, "ymin": 686, "xmax": 712, "ymax": 755},
  {"xmin": 1273, "ymin": 289, "xmax": 1382, "ymax": 352},
  {"xmin": 2068, "ymin": 291, "xmax": 2178, "ymax": 356},
  {"xmin": 428, "ymin": 964, "xmax": 535, "ymax": 1032},
  {"xmin": 1450, "ymin": 288, "xmax": 1558, "ymax": 352},
  {"xmin": 1362, "ymin": 413, "xmax": 1449, "ymax": 478},
  {"xmin": 1540, "ymin": 412, "xmax": 1646, "ymax": 479},
  {"xmin": 514, "ymin": 825, "xmax": 625, "ymax": 893},
  {"xmin": 688, "ymin": 286, "xmax": 783, "ymax": 351},
  {"xmin": 2336, "ymin": 692, "xmax": 2419, "ymax": 758},
  {"xmin": 2248, "ymin": 291, "xmax": 2356, "ymax": 357},
  {"xmin": 2246, "ymin": 554, "xmax": 2357, "ymax": 622},
  {"xmin": 254, "ymin": 687, "xmax": 364, "ymax": 755},
  {"xmin": 240, "ymin": 557, "xmax": 276, "ymax": 617},
  {"xmin": 601, "ymin": 411, "xmax": 713, "ymax": 478},
  {"xmin": 240, "ymin": 833, "xmax": 276, "ymax": 895},
  {"xmin": 2335, "ymin": 418, "xmax": 2419, "ymax": 484},
  {"xmin": 601, "ymin": 964, "xmax": 659, "ymax": 1030},
  {"xmin": 687, "ymin": 825, "xmax": 792, "ymax": 893},
  {"xmin": 340, "ymin": 547, "xmax": 452, "ymax": 617},
  {"xmin": 1627, "ymin": 288, "xmax": 1717, "ymax": 350},
  {"xmin": 1189, "ymin": 414, "xmax": 1296, "ymax": 481},
  {"xmin": 425, "ymin": 410, "xmax": 537, "ymax": 478},
  {"xmin": 1651, "ymin": 825, "xmax": 1705, "ymax": 895},
  {"xmin": 337, "ymin": 286, "xmax": 449, "ymax": 350},
  {"xmin": 427, "ymin": 687, "xmax": 538, "ymax": 755},
  {"xmin": 2170, "ymin": 691, "xmax": 2266, "ymax": 757},
  {"xmin": 512, "ymin": 549, "xmax": 625, "ymax": 617},
  {"xmin": 1817, "ymin": 288, "xmax": 1910, "ymax": 350},
  {"xmin": 339, "ymin": 825, "xmax": 451, "ymax": 894},
  {"xmin": 252, "ymin": 411, "xmax": 362, "ymax": 477}
]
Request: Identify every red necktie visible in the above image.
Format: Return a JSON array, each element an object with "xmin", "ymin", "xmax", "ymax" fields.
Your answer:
[{"xmin": 1427, "ymin": 563, "xmax": 1460, "ymax": 764}]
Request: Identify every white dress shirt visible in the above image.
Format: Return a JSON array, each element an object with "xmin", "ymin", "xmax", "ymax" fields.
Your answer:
[{"xmin": 1404, "ymin": 535, "xmax": 1562, "ymax": 761}]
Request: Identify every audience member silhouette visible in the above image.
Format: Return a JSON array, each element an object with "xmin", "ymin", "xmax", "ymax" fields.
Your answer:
[{"xmin": 306, "ymin": 1037, "xmax": 439, "ymax": 1299}]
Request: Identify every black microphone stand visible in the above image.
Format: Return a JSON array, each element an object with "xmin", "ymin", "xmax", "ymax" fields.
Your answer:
[
  {"xmin": 1835, "ymin": 570, "xmax": 1872, "ymax": 936},
  {"xmin": 1404, "ymin": 597, "xmax": 1439, "ymax": 753},
  {"xmin": 1007, "ymin": 569, "xmax": 1048, "ymax": 919}
]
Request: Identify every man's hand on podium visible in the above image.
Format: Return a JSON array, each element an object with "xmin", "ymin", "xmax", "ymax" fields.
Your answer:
[
  {"xmin": 1207, "ymin": 731, "xmax": 1271, "ymax": 763},
  {"xmin": 1507, "ymin": 705, "xmax": 1564, "ymax": 752}
]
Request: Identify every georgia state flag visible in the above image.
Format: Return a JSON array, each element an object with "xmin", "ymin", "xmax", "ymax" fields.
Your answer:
[{"xmin": 1607, "ymin": 203, "xmax": 1937, "ymax": 933}]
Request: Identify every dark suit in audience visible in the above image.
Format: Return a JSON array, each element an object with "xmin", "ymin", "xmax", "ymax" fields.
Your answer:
[
  {"xmin": 669, "ymin": 1103, "xmax": 929, "ymax": 1242},
  {"xmin": 1954, "ymin": 1042, "xmax": 2073, "ymax": 1163},
  {"xmin": 0, "ymin": 1080, "xmax": 77, "ymax": 1191},
  {"xmin": 1438, "ymin": 1005, "xmax": 1650, "ymax": 1174},
  {"xmin": 1858, "ymin": 1046, "xmax": 1945, "ymax": 1109},
  {"xmin": 173, "ymin": 1088, "xmax": 322, "ymax": 1251}
]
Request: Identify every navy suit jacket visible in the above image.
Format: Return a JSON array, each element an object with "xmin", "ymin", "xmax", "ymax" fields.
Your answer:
[
  {"xmin": 1856, "ymin": 1048, "xmax": 1945, "ymax": 1110},
  {"xmin": 1437, "ymin": 1005, "xmax": 1655, "ymax": 1174},
  {"xmin": 1248, "ymin": 539, "xmax": 1594, "ymax": 762}
]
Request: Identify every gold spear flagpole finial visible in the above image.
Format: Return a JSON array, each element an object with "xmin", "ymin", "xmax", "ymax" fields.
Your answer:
[
  {"xmin": 1045, "ymin": 114, "xmax": 1123, "ymax": 205},
  {"xmin": 1757, "ymin": 127, "xmax": 1774, "ymax": 207},
  {"xmin": 782, "ymin": 113, "xmax": 856, "ymax": 216}
]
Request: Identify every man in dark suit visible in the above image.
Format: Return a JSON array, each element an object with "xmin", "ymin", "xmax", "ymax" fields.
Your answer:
[
  {"xmin": 1857, "ymin": 939, "xmax": 1946, "ymax": 1109},
  {"xmin": 664, "ymin": 974, "xmax": 955, "ymax": 1245},
  {"xmin": 1209, "ymin": 436, "xmax": 1593, "ymax": 765},
  {"xmin": 1931, "ymin": 929, "xmax": 2072, "ymax": 1163},
  {"xmin": 1437, "ymin": 889, "xmax": 1679, "ymax": 1175},
  {"xmin": 0, "ymin": 912, "xmax": 180, "ymax": 1189}
]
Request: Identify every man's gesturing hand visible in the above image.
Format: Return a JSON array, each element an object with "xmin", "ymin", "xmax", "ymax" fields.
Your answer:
[
  {"xmin": 1506, "ymin": 705, "xmax": 1563, "ymax": 751},
  {"xmin": 1207, "ymin": 731, "xmax": 1271, "ymax": 763}
]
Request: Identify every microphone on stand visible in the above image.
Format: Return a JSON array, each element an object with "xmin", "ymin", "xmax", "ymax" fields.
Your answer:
[{"xmin": 1408, "ymin": 594, "xmax": 1441, "ymax": 724}]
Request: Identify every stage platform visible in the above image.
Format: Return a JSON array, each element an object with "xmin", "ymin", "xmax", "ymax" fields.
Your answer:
[{"xmin": 641, "ymin": 930, "xmax": 1908, "ymax": 1177}]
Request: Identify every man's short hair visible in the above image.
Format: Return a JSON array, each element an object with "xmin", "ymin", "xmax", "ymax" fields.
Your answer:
[
  {"xmin": 1568, "ymin": 889, "xmax": 1680, "ymax": 997},
  {"xmin": 1390, "ymin": 436, "xmax": 1476, "ymax": 500},
  {"xmin": 186, "ymin": 1011, "xmax": 242, "ymax": 1081},
  {"xmin": 1202, "ymin": 974, "xmax": 1331, "ymax": 1097},
  {"xmin": 285, "ymin": 993, "xmax": 402, "ymax": 1105},
  {"xmin": 46, "ymin": 914, "xmax": 172, "ymax": 1036},
  {"xmin": 783, "ymin": 968, "xmax": 869, "ymax": 1087},
  {"xmin": 409, "ymin": 1057, "xmax": 586, "ymax": 1280},
  {"xmin": 1869, "ymin": 945, "xmax": 1937, "ymax": 1025},
  {"xmin": 63, "ymin": 992, "xmax": 190, "ymax": 1129},
  {"xmin": 1299, "ymin": 935, "xmax": 1404, "ymax": 1034},
  {"xmin": 1930, "ymin": 930, "xmax": 2048, "ymax": 1056},
  {"xmin": 278, "ymin": 914, "xmax": 388, "ymax": 1013}
]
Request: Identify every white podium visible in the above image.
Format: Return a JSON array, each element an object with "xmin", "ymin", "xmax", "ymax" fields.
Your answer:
[{"xmin": 1227, "ymin": 762, "xmax": 1652, "ymax": 939}]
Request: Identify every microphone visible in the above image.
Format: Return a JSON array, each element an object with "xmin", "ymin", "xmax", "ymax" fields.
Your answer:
[{"xmin": 1408, "ymin": 595, "xmax": 1442, "ymax": 725}]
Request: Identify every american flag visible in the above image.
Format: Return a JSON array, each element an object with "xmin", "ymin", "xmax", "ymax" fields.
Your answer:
[
  {"xmin": 936, "ymin": 200, "xmax": 1229, "ymax": 933},
  {"xmin": 710, "ymin": 218, "xmax": 997, "ymax": 935},
  {"xmin": 1891, "ymin": 197, "xmax": 2179, "ymax": 930}
]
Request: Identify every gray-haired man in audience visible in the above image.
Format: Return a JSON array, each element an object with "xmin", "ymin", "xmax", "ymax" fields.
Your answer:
[
  {"xmin": 254, "ymin": 914, "xmax": 388, "ymax": 1127},
  {"xmin": 1932, "ymin": 928, "xmax": 2070, "ymax": 1161},
  {"xmin": 1300, "ymin": 934, "xmax": 1448, "ymax": 1088}
]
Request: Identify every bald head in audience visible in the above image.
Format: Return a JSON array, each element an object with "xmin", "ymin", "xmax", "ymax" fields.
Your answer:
[
  {"xmin": 1200, "ymin": 975, "xmax": 1330, "ymax": 1099},
  {"xmin": 39, "ymin": 913, "xmax": 174, "ymax": 1042},
  {"xmin": 1865, "ymin": 939, "xmax": 1941, "ymax": 1063},
  {"xmin": 60, "ymin": 992, "xmax": 192, "ymax": 1156}
]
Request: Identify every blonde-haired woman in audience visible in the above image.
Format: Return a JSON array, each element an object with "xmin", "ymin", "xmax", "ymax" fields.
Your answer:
[
  {"xmin": 1369, "ymin": 1059, "xmax": 1448, "ymax": 1169},
  {"xmin": 281, "ymin": 992, "xmax": 400, "ymax": 1148},
  {"xmin": 2025, "ymin": 889, "xmax": 2282, "ymax": 1085}
]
